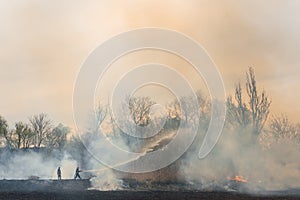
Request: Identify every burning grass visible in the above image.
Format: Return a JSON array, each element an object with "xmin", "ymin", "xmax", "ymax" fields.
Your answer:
[{"xmin": 228, "ymin": 175, "xmax": 248, "ymax": 183}]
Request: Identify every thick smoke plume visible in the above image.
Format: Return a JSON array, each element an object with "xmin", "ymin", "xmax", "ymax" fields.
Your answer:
[
  {"xmin": 0, "ymin": 149, "xmax": 77, "ymax": 180},
  {"xmin": 180, "ymin": 122, "xmax": 300, "ymax": 191}
]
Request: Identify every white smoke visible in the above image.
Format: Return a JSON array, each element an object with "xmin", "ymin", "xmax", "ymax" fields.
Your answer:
[
  {"xmin": 90, "ymin": 169, "xmax": 124, "ymax": 191},
  {"xmin": 180, "ymin": 129, "xmax": 300, "ymax": 191},
  {"xmin": 0, "ymin": 150, "xmax": 77, "ymax": 180}
]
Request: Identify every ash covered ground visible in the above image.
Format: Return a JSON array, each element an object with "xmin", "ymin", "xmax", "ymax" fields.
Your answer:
[
  {"xmin": 0, "ymin": 179, "xmax": 300, "ymax": 200},
  {"xmin": 2, "ymin": 191, "xmax": 300, "ymax": 200}
]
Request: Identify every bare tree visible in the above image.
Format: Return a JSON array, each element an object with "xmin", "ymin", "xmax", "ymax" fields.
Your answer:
[
  {"xmin": 0, "ymin": 115, "xmax": 12, "ymax": 148},
  {"xmin": 226, "ymin": 67, "xmax": 271, "ymax": 137},
  {"xmin": 269, "ymin": 114, "xmax": 300, "ymax": 141},
  {"xmin": 20, "ymin": 126, "xmax": 34, "ymax": 149},
  {"xmin": 227, "ymin": 83, "xmax": 251, "ymax": 129},
  {"xmin": 29, "ymin": 113, "xmax": 52, "ymax": 148},
  {"xmin": 166, "ymin": 99, "xmax": 181, "ymax": 129},
  {"xmin": 14, "ymin": 122, "xmax": 34, "ymax": 149},
  {"xmin": 92, "ymin": 102, "xmax": 108, "ymax": 134},
  {"xmin": 14, "ymin": 122, "xmax": 24, "ymax": 149},
  {"xmin": 165, "ymin": 91, "xmax": 210, "ymax": 131},
  {"xmin": 112, "ymin": 96, "xmax": 157, "ymax": 151},
  {"xmin": 246, "ymin": 67, "xmax": 272, "ymax": 135},
  {"xmin": 179, "ymin": 96, "xmax": 199, "ymax": 129},
  {"xmin": 108, "ymin": 105, "xmax": 119, "ymax": 137},
  {"xmin": 196, "ymin": 90, "xmax": 211, "ymax": 128},
  {"xmin": 128, "ymin": 96, "xmax": 155, "ymax": 127},
  {"xmin": 45, "ymin": 123, "xmax": 70, "ymax": 149}
]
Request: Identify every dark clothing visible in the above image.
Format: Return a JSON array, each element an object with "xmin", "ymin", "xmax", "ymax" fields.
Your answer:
[
  {"xmin": 57, "ymin": 167, "xmax": 61, "ymax": 180},
  {"xmin": 74, "ymin": 167, "xmax": 81, "ymax": 179}
]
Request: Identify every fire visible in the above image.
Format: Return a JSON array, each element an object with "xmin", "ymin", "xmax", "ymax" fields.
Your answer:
[{"xmin": 227, "ymin": 175, "xmax": 247, "ymax": 183}]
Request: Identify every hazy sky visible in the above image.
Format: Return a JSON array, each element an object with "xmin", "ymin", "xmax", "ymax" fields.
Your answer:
[{"xmin": 0, "ymin": 0, "xmax": 300, "ymax": 127}]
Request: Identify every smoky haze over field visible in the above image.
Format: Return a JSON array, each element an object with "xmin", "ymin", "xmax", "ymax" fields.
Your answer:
[
  {"xmin": 0, "ymin": 150, "xmax": 76, "ymax": 180},
  {"xmin": 0, "ymin": 0, "xmax": 300, "ymax": 194},
  {"xmin": 0, "ymin": 68, "xmax": 300, "ymax": 193},
  {"xmin": 0, "ymin": 1, "xmax": 299, "ymax": 126}
]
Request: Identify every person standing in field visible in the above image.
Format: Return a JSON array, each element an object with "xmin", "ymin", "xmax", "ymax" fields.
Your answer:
[{"xmin": 57, "ymin": 167, "xmax": 62, "ymax": 180}]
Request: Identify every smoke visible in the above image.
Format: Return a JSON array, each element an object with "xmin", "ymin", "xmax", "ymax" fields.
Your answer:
[
  {"xmin": 58, "ymin": 153, "xmax": 78, "ymax": 179},
  {"xmin": 180, "ymin": 127, "xmax": 300, "ymax": 191},
  {"xmin": 77, "ymin": 131, "xmax": 130, "ymax": 191},
  {"xmin": 1, "ymin": 115, "xmax": 299, "ymax": 192},
  {"xmin": 0, "ymin": 132, "xmax": 127, "ymax": 191},
  {"xmin": 0, "ymin": 149, "xmax": 77, "ymax": 180},
  {"xmin": 90, "ymin": 170, "xmax": 125, "ymax": 191},
  {"xmin": 1, "ymin": 0, "xmax": 300, "ymax": 127},
  {"xmin": 80, "ymin": 114, "xmax": 178, "ymax": 191}
]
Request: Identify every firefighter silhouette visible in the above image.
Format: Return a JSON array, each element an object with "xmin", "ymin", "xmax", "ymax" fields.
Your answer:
[{"xmin": 74, "ymin": 167, "xmax": 82, "ymax": 179}]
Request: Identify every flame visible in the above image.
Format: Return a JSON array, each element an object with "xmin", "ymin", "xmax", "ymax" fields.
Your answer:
[{"xmin": 228, "ymin": 175, "xmax": 247, "ymax": 183}]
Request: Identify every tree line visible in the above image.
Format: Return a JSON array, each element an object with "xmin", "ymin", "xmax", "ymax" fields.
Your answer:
[
  {"xmin": 0, "ymin": 113, "xmax": 70, "ymax": 150},
  {"xmin": 1, "ymin": 67, "xmax": 299, "ymax": 153},
  {"xmin": 87, "ymin": 67, "xmax": 300, "ymax": 152}
]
